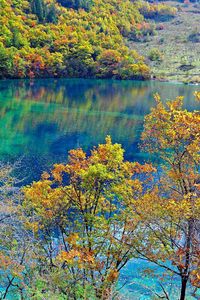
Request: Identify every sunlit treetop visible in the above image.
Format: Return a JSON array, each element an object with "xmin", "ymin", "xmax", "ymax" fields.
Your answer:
[{"xmin": 142, "ymin": 93, "xmax": 200, "ymax": 163}]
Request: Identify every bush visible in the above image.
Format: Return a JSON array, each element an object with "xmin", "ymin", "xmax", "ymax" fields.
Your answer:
[
  {"xmin": 148, "ymin": 48, "xmax": 163, "ymax": 62},
  {"xmin": 139, "ymin": 2, "xmax": 177, "ymax": 22},
  {"xmin": 130, "ymin": 22, "xmax": 156, "ymax": 42}
]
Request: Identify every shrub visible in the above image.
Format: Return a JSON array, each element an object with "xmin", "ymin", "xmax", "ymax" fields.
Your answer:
[
  {"xmin": 130, "ymin": 22, "xmax": 156, "ymax": 42},
  {"xmin": 139, "ymin": 2, "xmax": 177, "ymax": 21},
  {"xmin": 148, "ymin": 48, "xmax": 163, "ymax": 62}
]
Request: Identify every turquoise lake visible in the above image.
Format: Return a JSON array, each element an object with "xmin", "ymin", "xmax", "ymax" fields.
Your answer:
[
  {"xmin": 0, "ymin": 79, "xmax": 198, "ymax": 181},
  {"xmin": 0, "ymin": 78, "xmax": 199, "ymax": 299}
]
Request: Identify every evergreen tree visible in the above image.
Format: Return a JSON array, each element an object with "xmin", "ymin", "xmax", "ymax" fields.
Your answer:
[
  {"xmin": 46, "ymin": 4, "xmax": 58, "ymax": 24},
  {"xmin": 31, "ymin": 0, "xmax": 58, "ymax": 24},
  {"xmin": 57, "ymin": 0, "xmax": 93, "ymax": 11},
  {"xmin": 31, "ymin": 0, "xmax": 46, "ymax": 22}
]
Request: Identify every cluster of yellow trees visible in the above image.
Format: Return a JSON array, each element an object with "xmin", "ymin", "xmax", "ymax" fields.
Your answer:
[{"xmin": 0, "ymin": 93, "xmax": 199, "ymax": 299}]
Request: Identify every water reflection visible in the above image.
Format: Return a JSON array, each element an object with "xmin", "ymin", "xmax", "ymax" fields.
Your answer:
[{"xmin": 0, "ymin": 78, "xmax": 199, "ymax": 181}]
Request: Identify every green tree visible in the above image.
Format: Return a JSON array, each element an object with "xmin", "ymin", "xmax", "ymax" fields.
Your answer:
[
  {"xmin": 57, "ymin": 0, "xmax": 93, "ymax": 11},
  {"xmin": 148, "ymin": 48, "xmax": 163, "ymax": 62},
  {"xmin": 65, "ymin": 42, "xmax": 95, "ymax": 77},
  {"xmin": 0, "ymin": 43, "xmax": 13, "ymax": 78},
  {"xmin": 31, "ymin": 0, "xmax": 46, "ymax": 22},
  {"xmin": 12, "ymin": 29, "xmax": 27, "ymax": 49},
  {"xmin": 46, "ymin": 4, "xmax": 58, "ymax": 24}
]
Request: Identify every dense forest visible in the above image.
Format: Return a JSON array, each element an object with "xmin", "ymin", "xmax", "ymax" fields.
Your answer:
[{"xmin": 0, "ymin": 0, "xmax": 177, "ymax": 79}]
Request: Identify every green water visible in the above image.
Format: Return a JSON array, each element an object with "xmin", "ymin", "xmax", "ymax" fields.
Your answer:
[
  {"xmin": 0, "ymin": 78, "xmax": 199, "ymax": 299},
  {"xmin": 0, "ymin": 78, "xmax": 198, "ymax": 181}
]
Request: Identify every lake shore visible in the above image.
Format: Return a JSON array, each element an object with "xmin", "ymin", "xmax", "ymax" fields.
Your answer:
[{"xmin": 1, "ymin": 75, "xmax": 200, "ymax": 86}]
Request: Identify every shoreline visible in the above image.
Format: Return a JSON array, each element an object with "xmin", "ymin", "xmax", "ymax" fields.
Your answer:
[
  {"xmin": 151, "ymin": 76, "xmax": 200, "ymax": 86},
  {"xmin": 0, "ymin": 76, "xmax": 200, "ymax": 86}
]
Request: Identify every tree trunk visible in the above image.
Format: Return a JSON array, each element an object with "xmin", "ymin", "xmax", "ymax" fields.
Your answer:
[
  {"xmin": 179, "ymin": 219, "xmax": 194, "ymax": 300},
  {"xmin": 180, "ymin": 277, "xmax": 187, "ymax": 300}
]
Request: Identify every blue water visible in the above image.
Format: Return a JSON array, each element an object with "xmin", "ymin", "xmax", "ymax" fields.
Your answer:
[
  {"xmin": 0, "ymin": 78, "xmax": 199, "ymax": 299},
  {"xmin": 0, "ymin": 78, "xmax": 198, "ymax": 181}
]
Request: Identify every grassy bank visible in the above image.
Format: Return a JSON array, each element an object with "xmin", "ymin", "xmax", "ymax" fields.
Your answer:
[{"xmin": 129, "ymin": 1, "xmax": 200, "ymax": 83}]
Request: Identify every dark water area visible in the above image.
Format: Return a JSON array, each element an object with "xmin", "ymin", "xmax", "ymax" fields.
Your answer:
[
  {"xmin": 0, "ymin": 78, "xmax": 199, "ymax": 185},
  {"xmin": 0, "ymin": 78, "xmax": 199, "ymax": 299}
]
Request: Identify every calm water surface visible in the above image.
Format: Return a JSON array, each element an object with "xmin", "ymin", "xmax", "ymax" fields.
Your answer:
[
  {"xmin": 0, "ymin": 78, "xmax": 199, "ymax": 299},
  {"xmin": 0, "ymin": 78, "xmax": 198, "ymax": 182}
]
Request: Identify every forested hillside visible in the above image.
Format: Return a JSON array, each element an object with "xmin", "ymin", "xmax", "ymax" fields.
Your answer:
[{"xmin": 0, "ymin": 0, "xmax": 176, "ymax": 79}]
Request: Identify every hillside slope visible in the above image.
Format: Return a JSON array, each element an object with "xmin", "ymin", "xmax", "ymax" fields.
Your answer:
[
  {"xmin": 130, "ymin": 1, "xmax": 200, "ymax": 83},
  {"xmin": 0, "ymin": 0, "xmax": 151, "ymax": 79},
  {"xmin": 1, "ymin": 0, "xmax": 197, "ymax": 82}
]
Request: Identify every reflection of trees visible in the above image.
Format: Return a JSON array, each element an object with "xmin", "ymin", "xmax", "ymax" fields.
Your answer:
[
  {"xmin": 0, "ymin": 79, "xmax": 151, "ymax": 112},
  {"xmin": 0, "ymin": 79, "xmax": 198, "ymax": 168},
  {"xmin": 0, "ymin": 79, "xmax": 197, "ymax": 111},
  {"xmin": 0, "ymin": 96, "xmax": 142, "ymax": 155}
]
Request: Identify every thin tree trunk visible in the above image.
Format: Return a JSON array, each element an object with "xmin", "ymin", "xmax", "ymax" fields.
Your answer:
[
  {"xmin": 179, "ymin": 219, "xmax": 193, "ymax": 300},
  {"xmin": 3, "ymin": 277, "xmax": 14, "ymax": 299},
  {"xmin": 180, "ymin": 277, "xmax": 187, "ymax": 300}
]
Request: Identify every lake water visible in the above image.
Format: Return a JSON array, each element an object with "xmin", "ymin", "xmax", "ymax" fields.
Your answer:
[
  {"xmin": 0, "ymin": 78, "xmax": 199, "ymax": 182},
  {"xmin": 0, "ymin": 78, "xmax": 199, "ymax": 299}
]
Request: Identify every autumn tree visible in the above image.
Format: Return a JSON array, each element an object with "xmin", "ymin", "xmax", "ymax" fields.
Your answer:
[
  {"xmin": 130, "ymin": 94, "xmax": 200, "ymax": 300},
  {"xmin": 23, "ymin": 136, "xmax": 154, "ymax": 299},
  {"xmin": 194, "ymin": 91, "xmax": 200, "ymax": 102}
]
